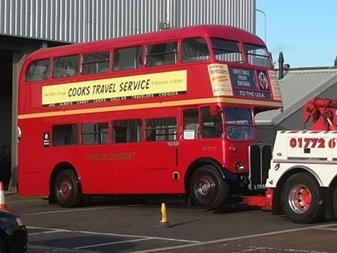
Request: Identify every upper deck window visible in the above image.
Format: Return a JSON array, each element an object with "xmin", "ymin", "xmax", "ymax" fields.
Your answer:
[
  {"xmin": 182, "ymin": 38, "xmax": 209, "ymax": 62},
  {"xmin": 113, "ymin": 46, "xmax": 142, "ymax": 71},
  {"xmin": 244, "ymin": 44, "xmax": 272, "ymax": 68},
  {"xmin": 26, "ymin": 59, "xmax": 50, "ymax": 82},
  {"xmin": 211, "ymin": 38, "xmax": 243, "ymax": 63},
  {"xmin": 146, "ymin": 42, "xmax": 177, "ymax": 67},
  {"xmin": 52, "ymin": 55, "xmax": 79, "ymax": 78},
  {"xmin": 82, "ymin": 52, "xmax": 110, "ymax": 75}
]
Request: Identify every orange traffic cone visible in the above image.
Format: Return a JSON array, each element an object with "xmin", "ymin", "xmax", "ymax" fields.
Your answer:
[
  {"xmin": 0, "ymin": 182, "xmax": 7, "ymax": 209},
  {"xmin": 160, "ymin": 203, "xmax": 169, "ymax": 227}
]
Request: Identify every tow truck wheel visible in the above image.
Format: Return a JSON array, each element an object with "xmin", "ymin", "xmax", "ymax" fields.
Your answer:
[
  {"xmin": 332, "ymin": 186, "xmax": 337, "ymax": 219},
  {"xmin": 190, "ymin": 165, "xmax": 228, "ymax": 210},
  {"xmin": 281, "ymin": 173, "xmax": 325, "ymax": 223},
  {"xmin": 54, "ymin": 169, "xmax": 83, "ymax": 208}
]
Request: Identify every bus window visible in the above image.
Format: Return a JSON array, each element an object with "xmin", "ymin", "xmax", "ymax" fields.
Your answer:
[
  {"xmin": 201, "ymin": 107, "xmax": 222, "ymax": 138},
  {"xmin": 113, "ymin": 119, "xmax": 141, "ymax": 143},
  {"xmin": 52, "ymin": 55, "xmax": 79, "ymax": 78},
  {"xmin": 244, "ymin": 44, "xmax": 272, "ymax": 68},
  {"xmin": 81, "ymin": 122, "xmax": 109, "ymax": 145},
  {"xmin": 145, "ymin": 117, "xmax": 177, "ymax": 141},
  {"xmin": 82, "ymin": 52, "xmax": 110, "ymax": 75},
  {"xmin": 52, "ymin": 124, "xmax": 78, "ymax": 146},
  {"xmin": 224, "ymin": 107, "xmax": 254, "ymax": 141},
  {"xmin": 113, "ymin": 46, "xmax": 142, "ymax": 71},
  {"xmin": 183, "ymin": 109, "xmax": 199, "ymax": 140},
  {"xmin": 26, "ymin": 59, "xmax": 50, "ymax": 82},
  {"xmin": 211, "ymin": 38, "xmax": 243, "ymax": 63},
  {"xmin": 146, "ymin": 42, "xmax": 177, "ymax": 67},
  {"xmin": 182, "ymin": 38, "xmax": 209, "ymax": 62}
]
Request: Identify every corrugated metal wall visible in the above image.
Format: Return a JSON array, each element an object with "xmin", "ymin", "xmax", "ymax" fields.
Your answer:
[{"xmin": 0, "ymin": 0, "xmax": 256, "ymax": 43}]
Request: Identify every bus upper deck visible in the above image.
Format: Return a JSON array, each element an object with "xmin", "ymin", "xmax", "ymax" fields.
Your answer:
[{"xmin": 19, "ymin": 25, "xmax": 282, "ymax": 119}]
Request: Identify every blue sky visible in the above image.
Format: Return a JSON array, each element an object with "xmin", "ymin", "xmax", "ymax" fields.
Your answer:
[{"xmin": 256, "ymin": 0, "xmax": 337, "ymax": 68}]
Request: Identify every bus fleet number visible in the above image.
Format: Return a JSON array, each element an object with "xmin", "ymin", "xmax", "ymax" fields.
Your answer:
[{"xmin": 289, "ymin": 137, "xmax": 337, "ymax": 149}]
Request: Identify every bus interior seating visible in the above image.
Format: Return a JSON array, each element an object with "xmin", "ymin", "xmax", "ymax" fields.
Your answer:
[
  {"xmin": 203, "ymin": 125, "xmax": 219, "ymax": 138},
  {"xmin": 26, "ymin": 64, "xmax": 48, "ymax": 81},
  {"xmin": 182, "ymin": 38, "xmax": 209, "ymax": 62},
  {"xmin": 252, "ymin": 57, "xmax": 271, "ymax": 68}
]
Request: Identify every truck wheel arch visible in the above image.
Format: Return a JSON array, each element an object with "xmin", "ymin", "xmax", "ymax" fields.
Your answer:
[{"xmin": 276, "ymin": 165, "xmax": 323, "ymax": 189}]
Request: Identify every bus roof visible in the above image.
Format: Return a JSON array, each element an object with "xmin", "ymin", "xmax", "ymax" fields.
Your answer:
[{"xmin": 26, "ymin": 25, "xmax": 265, "ymax": 60}]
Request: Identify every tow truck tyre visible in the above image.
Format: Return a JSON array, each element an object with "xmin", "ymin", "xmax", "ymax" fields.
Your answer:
[
  {"xmin": 190, "ymin": 165, "xmax": 228, "ymax": 210},
  {"xmin": 333, "ymin": 186, "xmax": 337, "ymax": 219},
  {"xmin": 0, "ymin": 238, "xmax": 6, "ymax": 253},
  {"xmin": 281, "ymin": 173, "xmax": 325, "ymax": 224},
  {"xmin": 54, "ymin": 169, "xmax": 83, "ymax": 208}
]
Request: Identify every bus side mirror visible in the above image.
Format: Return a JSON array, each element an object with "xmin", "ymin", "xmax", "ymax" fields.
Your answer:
[{"xmin": 17, "ymin": 127, "xmax": 22, "ymax": 143}]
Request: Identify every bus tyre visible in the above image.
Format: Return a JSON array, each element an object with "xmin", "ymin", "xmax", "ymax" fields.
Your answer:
[
  {"xmin": 281, "ymin": 173, "xmax": 325, "ymax": 224},
  {"xmin": 190, "ymin": 165, "xmax": 228, "ymax": 210},
  {"xmin": 54, "ymin": 169, "xmax": 83, "ymax": 208},
  {"xmin": 332, "ymin": 186, "xmax": 337, "ymax": 219}
]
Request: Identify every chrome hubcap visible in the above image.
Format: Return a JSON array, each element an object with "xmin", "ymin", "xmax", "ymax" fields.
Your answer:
[{"xmin": 288, "ymin": 184, "xmax": 312, "ymax": 214}]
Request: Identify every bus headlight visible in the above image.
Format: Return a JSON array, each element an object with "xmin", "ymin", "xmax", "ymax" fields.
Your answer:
[{"xmin": 235, "ymin": 162, "xmax": 244, "ymax": 172}]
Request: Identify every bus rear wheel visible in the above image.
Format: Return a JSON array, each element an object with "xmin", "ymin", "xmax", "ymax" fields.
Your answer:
[
  {"xmin": 281, "ymin": 173, "xmax": 325, "ymax": 223},
  {"xmin": 53, "ymin": 169, "xmax": 83, "ymax": 208},
  {"xmin": 190, "ymin": 165, "xmax": 228, "ymax": 210}
]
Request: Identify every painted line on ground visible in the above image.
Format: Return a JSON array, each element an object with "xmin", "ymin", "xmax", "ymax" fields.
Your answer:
[
  {"xmin": 131, "ymin": 223, "xmax": 337, "ymax": 253},
  {"xmin": 23, "ymin": 206, "xmax": 119, "ymax": 215},
  {"xmin": 28, "ymin": 225, "xmax": 200, "ymax": 243},
  {"xmin": 313, "ymin": 226, "xmax": 337, "ymax": 232},
  {"xmin": 74, "ymin": 238, "xmax": 152, "ymax": 250}
]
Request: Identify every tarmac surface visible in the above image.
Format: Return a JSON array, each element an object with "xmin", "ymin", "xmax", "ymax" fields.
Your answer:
[{"xmin": 6, "ymin": 193, "xmax": 337, "ymax": 253}]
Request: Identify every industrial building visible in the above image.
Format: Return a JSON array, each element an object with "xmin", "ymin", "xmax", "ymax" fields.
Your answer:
[{"xmin": 0, "ymin": 0, "xmax": 257, "ymax": 189}]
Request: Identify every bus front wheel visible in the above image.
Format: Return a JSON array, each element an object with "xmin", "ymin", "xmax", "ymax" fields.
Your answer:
[
  {"xmin": 53, "ymin": 169, "xmax": 83, "ymax": 208},
  {"xmin": 189, "ymin": 165, "xmax": 228, "ymax": 210}
]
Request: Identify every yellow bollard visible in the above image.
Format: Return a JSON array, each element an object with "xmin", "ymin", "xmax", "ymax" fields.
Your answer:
[{"xmin": 160, "ymin": 203, "xmax": 169, "ymax": 227}]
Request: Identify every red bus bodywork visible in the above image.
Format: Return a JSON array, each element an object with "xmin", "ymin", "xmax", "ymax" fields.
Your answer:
[{"xmin": 18, "ymin": 25, "xmax": 282, "ymax": 208}]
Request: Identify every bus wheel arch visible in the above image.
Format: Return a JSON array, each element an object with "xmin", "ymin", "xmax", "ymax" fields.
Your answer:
[
  {"xmin": 185, "ymin": 158, "xmax": 228, "ymax": 210},
  {"xmin": 50, "ymin": 163, "xmax": 83, "ymax": 207},
  {"xmin": 280, "ymin": 169, "xmax": 325, "ymax": 223}
]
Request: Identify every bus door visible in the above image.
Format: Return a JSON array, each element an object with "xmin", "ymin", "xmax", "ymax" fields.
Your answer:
[
  {"xmin": 180, "ymin": 106, "xmax": 224, "ymax": 182},
  {"xmin": 140, "ymin": 116, "xmax": 179, "ymax": 193}
]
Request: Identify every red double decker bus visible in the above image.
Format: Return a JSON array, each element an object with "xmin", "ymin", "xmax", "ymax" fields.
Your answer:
[{"xmin": 18, "ymin": 25, "xmax": 282, "ymax": 208}]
